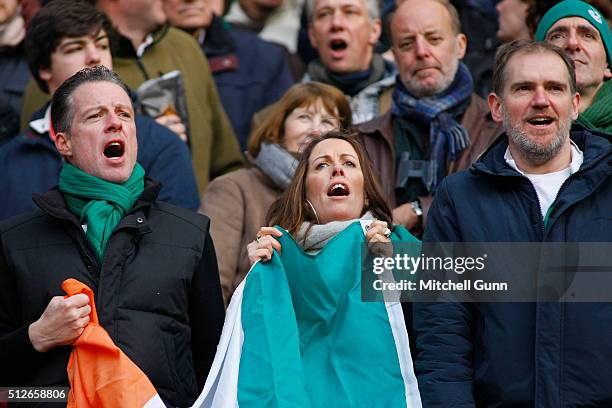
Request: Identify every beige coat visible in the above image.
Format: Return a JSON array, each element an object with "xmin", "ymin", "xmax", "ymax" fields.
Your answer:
[{"xmin": 200, "ymin": 166, "xmax": 282, "ymax": 305}]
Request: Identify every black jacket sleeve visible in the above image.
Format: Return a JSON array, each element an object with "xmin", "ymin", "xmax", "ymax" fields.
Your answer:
[
  {"xmin": 0, "ymin": 234, "xmax": 45, "ymax": 384},
  {"xmin": 189, "ymin": 225, "xmax": 225, "ymax": 391}
]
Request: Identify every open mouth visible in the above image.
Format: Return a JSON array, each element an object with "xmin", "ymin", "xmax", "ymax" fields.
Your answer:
[
  {"xmin": 103, "ymin": 140, "xmax": 125, "ymax": 159},
  {"xmin": 327, "ymin": 182, "xmax": 350, "ymax": 197},
  {"xmin": 329, "ymin": 39, "xmax": 347, "ymax": 52},
  {"xmin": 527, "ymin": 116, "xmax": 554, "ymax": 127}
]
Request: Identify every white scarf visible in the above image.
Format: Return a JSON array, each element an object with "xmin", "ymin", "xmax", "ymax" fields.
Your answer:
[{"xmin": 296, "ymin": 211, "xmax": 375, "ymax": 253}]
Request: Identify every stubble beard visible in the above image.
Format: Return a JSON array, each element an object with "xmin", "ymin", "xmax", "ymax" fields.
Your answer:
[
  {"xmin": 502, "ymin": 107, "xmax": 571, "ymax": 166},
  {"xmin": 403, "ymin": 57, "xmax": 459, "ymax": 98}
]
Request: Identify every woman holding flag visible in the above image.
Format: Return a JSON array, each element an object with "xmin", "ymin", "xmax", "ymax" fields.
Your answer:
[{"xmin": 194, "ymin": 131, "xmax": 422, "ymax": 408}]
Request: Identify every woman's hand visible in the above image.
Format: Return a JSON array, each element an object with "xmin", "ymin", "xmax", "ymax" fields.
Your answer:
[
  {"xmin": 365, "ymin": 220, "xmax": 391, "ymax": 243},
  {"xmin": 366, "ymin": 221, "xmax": 392, "ymax": 258},
  {"xmin": 247, "ymin": 227, "xmax": 283, "ymax": 266}
]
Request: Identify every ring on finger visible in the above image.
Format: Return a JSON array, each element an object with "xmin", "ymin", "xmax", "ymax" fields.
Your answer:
[{"xmin": 383, "ymin": 227, "xmax": 391, "ymax": 238}]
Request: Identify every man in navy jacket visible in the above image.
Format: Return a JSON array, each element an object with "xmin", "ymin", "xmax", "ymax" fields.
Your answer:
[{"xmin": 414, "ymin": 40, "xmax": 612, "ymax": 407}]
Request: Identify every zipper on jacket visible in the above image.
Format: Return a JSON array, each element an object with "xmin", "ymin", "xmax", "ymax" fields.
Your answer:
[
  {"xmin": 136, "ymin": 57, "xmax": 150, "ymax": 81},
  {"xmin": 520, "ymin": 178, "xmax": 546, "ymax": 239},
  {"xmin": 540, "ymin": 165, "xmax": 589, "ymax": 240},
  {"xmin": 75, "ymin": 228, "xmax": 101, "ymax": 280},
  {"xmin": 519, "ymin": 160, "xmax": 592, "ymax": 240}
]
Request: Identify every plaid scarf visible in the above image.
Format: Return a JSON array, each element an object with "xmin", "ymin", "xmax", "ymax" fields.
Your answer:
[{"xmin": 391, "ymin": 62, "xmax": 473, "ymax": 190}]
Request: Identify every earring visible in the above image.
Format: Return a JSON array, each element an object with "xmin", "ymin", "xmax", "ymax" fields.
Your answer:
[
  {"xmin": 306, "ymin": 199, "xmax": 320, "ymax": 224},
  {"xmin": 364, "ymin": 197, "xmax": 370, "ymax": 208}
]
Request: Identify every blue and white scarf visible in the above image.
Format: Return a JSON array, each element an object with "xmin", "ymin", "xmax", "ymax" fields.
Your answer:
[{"xmin": 391, "ymin": 62, "xmax": 474, "ymax": 190}]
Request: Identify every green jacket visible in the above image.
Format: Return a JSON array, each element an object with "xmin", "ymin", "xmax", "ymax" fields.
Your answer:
[{"xmin": 20, "ymin": 25, "xmax": 243, "ymax": 193}]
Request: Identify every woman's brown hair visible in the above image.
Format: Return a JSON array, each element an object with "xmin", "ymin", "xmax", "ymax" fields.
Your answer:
[
  {"xmin": 265, "ymin": 131, "xmax": 392, "ymax": 237},
  {"xmin": 247, "ymin": 82, "xmax": 352, "ymax": 157}
]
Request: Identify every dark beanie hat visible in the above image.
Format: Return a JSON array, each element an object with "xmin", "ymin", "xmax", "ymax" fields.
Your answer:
[{"xmin": 535, "ymin": 0, "xmax": 612, "ymax": 68}]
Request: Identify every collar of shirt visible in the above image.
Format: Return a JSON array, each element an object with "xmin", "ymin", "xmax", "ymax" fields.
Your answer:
[
  {"xmin": 504, "ymin": 140, "xmax": 584, "ymax": 176},
  {"xmin": 29, "ymin": 104, "xmax": 52, "ymax": 136}
]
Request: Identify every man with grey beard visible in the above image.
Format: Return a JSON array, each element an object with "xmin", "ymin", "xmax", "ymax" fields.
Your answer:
[
  {"xmin": 413, "ymin": 40, "xmax": 612, "ymax": 406},
  {"xmin": 355, "ymin": 0, "xmax": 501, "ymax": 237}
]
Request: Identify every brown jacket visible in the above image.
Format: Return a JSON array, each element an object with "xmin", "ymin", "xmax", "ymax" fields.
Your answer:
[
  {"xmin": 355, "ymin": 93, "xmax": 502, "ymax": 223},
  {"xmin": 199, "ymin": 166, "xmax": 282, "ymax": 305}
]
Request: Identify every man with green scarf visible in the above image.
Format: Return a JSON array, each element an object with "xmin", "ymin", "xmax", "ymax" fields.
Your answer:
[
  {"xmin": 0, "ymin": 66, "xmax": 225, "ymax": 407},
  {"xmin": 536, "ymin": 0, "xmax": 612, "ymax": 134}
]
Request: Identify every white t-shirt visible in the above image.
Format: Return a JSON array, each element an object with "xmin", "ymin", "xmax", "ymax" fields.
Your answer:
[{"xmin": 505, "ymin": 142, "xmax": 584, "ymax": 219}]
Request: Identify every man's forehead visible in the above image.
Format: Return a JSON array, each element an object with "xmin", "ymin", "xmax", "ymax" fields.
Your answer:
[
  {"xmin": 393, "ymin": 1, "xmax": 452, "ymax": 34},
  {"xmin": 506, "ymin": 51, "xmax": 571, "ymax": 84},
  {"xmin": 314, "ymin": 0, "xmax": 367, "ymax": 11},
  {"xmin": 72, "ymin": 82, "xmax": 132, "ymax": 110},
  {"xmin": 548, "ymin": 16, "xmax": 598, "ymax": 35}
]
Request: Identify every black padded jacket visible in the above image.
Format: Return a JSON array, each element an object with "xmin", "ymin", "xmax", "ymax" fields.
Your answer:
[{"xmin": 0, "ymin": 181, "xmax": 225, "ymax": 407}]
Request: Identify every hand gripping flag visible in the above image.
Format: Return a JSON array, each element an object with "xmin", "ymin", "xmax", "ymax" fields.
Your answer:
[
  {"xmin": 62, "ymin": 278, "xmax": 165, "ymax": 408},
  {"xmin": 192, "ymin": 221, "xmax": 422, "ymax": 408}
]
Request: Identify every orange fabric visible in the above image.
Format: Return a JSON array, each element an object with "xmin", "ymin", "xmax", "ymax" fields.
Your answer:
[{"xmin": 62, "ymin": 279, "xmax": 161, "ymax": 408}]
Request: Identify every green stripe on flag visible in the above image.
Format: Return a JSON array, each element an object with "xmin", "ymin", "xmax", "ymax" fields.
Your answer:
[{"xmin": 239, "ymin": 222, "xmax": 413, "ymax": 407}]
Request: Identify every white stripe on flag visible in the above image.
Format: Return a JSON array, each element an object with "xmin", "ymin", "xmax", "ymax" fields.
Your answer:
[
  {"xmin": 360, "ymin": 220, "xmax": 422, "ymax": 407},
  {"xmin": 191, "ymin": 263, "xmax": 259, "ymax": 408},
  {"xmin": 385, "ymin": 301, "xmax": 423, "ymax": 408},
  {"xmin": 143, "ymin": 393, "xmax": 166, "ymax": 408}
]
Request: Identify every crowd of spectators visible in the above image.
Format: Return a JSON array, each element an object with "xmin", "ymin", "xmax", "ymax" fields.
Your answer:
[{"xmin": 0, "ymin": 0, "xmax": 611, "ymax": 406}]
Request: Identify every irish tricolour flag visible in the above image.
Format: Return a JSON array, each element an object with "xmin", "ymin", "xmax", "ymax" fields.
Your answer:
[{"xmin": 192, "ymin": 221, "xmax": 422, "ymax": 407}]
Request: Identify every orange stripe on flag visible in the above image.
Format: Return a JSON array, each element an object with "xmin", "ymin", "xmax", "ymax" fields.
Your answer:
[{"xmin": 62, "ymin": 278, "xmax": 164, "ymax": 408}]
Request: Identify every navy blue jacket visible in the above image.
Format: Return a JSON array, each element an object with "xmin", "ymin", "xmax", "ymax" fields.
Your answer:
[
  {"xmin": 204, "ymin": 16, "xmax": 293, "ymax": 150},
  {"xmin": 414, "ymin": 128, "xmax": 612, "ymax": 407},
  {"xmin": 0, "ymin": 108, "xmax": 200, "ymax": 220},
  {"xmin": 0, "ymin": 42, "xmax": 29, "ymax": 143}
]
